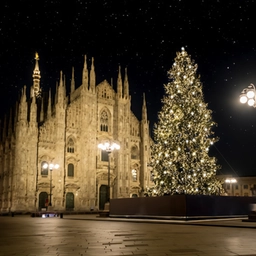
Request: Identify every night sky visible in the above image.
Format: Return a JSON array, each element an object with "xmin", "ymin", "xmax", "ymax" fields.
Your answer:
[{"xmin": 1, "ymin": 0, "xmax": 256, "ymax": 177}]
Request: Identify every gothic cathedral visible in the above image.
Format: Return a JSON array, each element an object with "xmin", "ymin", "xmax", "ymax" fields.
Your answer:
[{"xmin": 0, "ymin": 54, "xmax": 153, "ymax": 213}]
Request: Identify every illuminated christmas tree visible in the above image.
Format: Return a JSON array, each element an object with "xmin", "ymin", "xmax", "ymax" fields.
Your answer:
[{"xmin": 149, "ymin": 47, "xmax": 223, "ymax": 196}]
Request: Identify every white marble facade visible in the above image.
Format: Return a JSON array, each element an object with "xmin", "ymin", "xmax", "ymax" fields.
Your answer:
[{"xmin": 0, "ymin": 54, "xmax": 153, "ymax": 213}]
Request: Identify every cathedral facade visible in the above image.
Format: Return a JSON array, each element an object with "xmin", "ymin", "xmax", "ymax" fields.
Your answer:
[{"xmin": 0, "ymin": 54, "xmax": 152, "ymax": 213}]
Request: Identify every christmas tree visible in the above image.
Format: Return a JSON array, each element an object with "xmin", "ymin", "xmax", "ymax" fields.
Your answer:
[{"xmin": 149, "ymin": 47, "xmax": 223, "ymax": 196}]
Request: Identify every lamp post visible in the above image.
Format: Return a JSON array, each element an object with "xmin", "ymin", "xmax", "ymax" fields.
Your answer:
[
  {"xmin": 225, "ymin": 178, "xmax": 237, "ymax": 196},
  {"xmin": 239, "ymin": 83, "xmax": 256, "ymax": 107},
  {"xmin": 98, "ymin": 141, "xmax": 120, "ymax": 207},
  {"xmin": 43, "ymin": 163, "xmax": 59, "ymax": 206}
]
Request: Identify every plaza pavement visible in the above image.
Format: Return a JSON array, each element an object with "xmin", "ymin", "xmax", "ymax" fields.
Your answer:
[{"xmin": 0, "ymin": 214, "xmax": 256, "ymax": 256}]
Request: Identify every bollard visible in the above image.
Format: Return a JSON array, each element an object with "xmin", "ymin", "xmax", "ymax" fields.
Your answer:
[
  {"xmin": 11, "ymin": 212, "xmax": 14, "ymax": 217},
  {"xmin": 60, "ymin": 213, "xmax": 63, "ymax": 218}
]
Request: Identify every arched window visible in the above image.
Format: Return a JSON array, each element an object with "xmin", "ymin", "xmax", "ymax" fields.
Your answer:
[
  {"xmin": 131, "ymin": 146, "xmax": 139, "ymax": 159},
  {"xmin": 67, "ymin": 138, "xmax": 75, "ymax": 153},
  {"xmin": 41, "ymin": 161, "xmax": 48, "ymax": 176},
  {"xmin": 132, "ymin": 169, "xmax": 137, "ymax": 181},
  {"xmin": 100, "ymin": 110, "xmax": 108, "ymax": 132},
  {"xmin": 67, "ymin": 163, "xmax": 74, "ymax": 177}
]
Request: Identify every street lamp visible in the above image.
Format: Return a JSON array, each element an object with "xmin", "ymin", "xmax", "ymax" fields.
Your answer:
[
  {"xmin": 225, "ymin": 178, "xmax": 237, "ymax": 196},
  {"xmin": 43, "ymin": 163, "xmax": 59, "ymax": 207},
  {"xmin": 239, "ymin": 83, "xmax": 256, "ymax": 107},
  {"xmin": 98, "ymin": 141, "xmax": 120, "ymax": 207}
]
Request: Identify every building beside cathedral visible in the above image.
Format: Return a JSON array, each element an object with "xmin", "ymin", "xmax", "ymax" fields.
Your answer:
[{"xmin": 0, "ymin": 54, "xmax": 153, "ymax": 213}]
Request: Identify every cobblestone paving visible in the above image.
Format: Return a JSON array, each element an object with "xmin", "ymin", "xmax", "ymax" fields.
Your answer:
[{"xmin": 1, "ymin": 215, "xmax": 256, "ymax": 256}]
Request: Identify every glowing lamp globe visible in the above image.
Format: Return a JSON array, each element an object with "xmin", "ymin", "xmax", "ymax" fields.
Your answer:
[
  {"xmin": 240, "ymin": 95, "xmax": 247, "ymax": 104},
  {"xmin": 246, "ymin": 89, "xmax": 255, "ymax": 99},
  {"xmin": 248, "ymin": 98, "xmax": 255, "ymax": 106}
]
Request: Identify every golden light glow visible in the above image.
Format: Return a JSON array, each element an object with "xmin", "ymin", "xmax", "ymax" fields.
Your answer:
[{"xmin": 147, "ymin": 48, "xmax": 222, "ymax": 197}]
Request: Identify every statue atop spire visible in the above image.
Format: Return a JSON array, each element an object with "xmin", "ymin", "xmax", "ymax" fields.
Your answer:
[{"xmin": 35, "ymin": 52, "xmax": 39, "ymax": 60}]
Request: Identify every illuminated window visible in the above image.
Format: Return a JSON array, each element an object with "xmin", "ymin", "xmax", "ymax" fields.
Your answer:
[
  {"xmin": 132, "ymin": 169, "xmax": 137, "ymax": 181},
  {"xmin": 41, "ymin": 161, "xmax": 48, "ymax": 176}
]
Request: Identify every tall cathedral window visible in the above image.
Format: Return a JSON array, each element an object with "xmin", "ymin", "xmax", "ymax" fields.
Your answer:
[
  {"xmin": 100, "ymin": 110, "xmax": 108, "ymax": 132},
  {"xmin": 41, "ymin": 161, "xmax": 48, "ymax": 176},
  {"xmin": 101, "ymin": 150, "xmax": 109, "ymax": 162},
  {"xmin": 67, "ymin": 138, "xmax": 75, "ymax": 153},
  {"xmin": 67, "ymin": 163, "xmax": 74, "ymax": 177},
  {"xmin": 132, "ymin": 169, "xmax": 137, "ymax": 181},
  {"xmin": 131, "ymin": 146, "xmax": 139, "ymax": 159}
]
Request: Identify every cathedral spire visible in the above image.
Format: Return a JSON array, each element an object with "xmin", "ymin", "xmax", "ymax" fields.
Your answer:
[
  {"xmin": 142, "ymin": 93, "xmax": 148, "ymax": 121},
  {"xmin": 21, "ymin": 85, "xmax": 27, "ymax": 104},
  {"xmin": 117, "ymin": 66, "xmax": 122, "ymax": 98},
  {"xmin": 71, "ymin": 67, "xmax": 75, "ymax": 93},
  {"xmin": 56, "ymin": 71, "xmax": 66, "ymax": 107},
  {"xmin": 39, "ymin": 97, "xmax": 44, "ymax": 122},
  {"xmin": 124, "ymin": 67, "xmax": 129, "ymax": 99},
  {"xmin": 89, "ymin": 57, "xmax": 96, "ymax": 92},
  {"xmin": 63, "ymin": 74, "xmax": 67, "ymax": 97},
  {"xmin": 59, "ymin": 70, "xmax": 63, "ymax": 87},
  {"xmin": 31, "ymin": 52, "xmax": 41, "ymax": 98},
  {"xmin": 82, "ymin": 55, "xmax": 88, "ymax": 89},
  {"xmin": 47, "ymin": 88, "xmax": 52, "ymax": 118},
  {"xmin": 30, "ymin": 95, "xmax": 37, "ymax": 124},
  {"xmin": 18, "ymin": 86, "xmax": 28, "ymax": 122}
]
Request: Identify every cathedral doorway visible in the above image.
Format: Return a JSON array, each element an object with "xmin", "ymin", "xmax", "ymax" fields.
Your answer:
[
  {"xmin": 39, "ymin": 192, "xmax": 48, "ymax": 210},
  {"xmin": 66, "ymin": 192, "xmax": 74, "ymax": 210},
  {"xmin": 99, "ymin": 185, "xmax": 108, "ymax": 210}
]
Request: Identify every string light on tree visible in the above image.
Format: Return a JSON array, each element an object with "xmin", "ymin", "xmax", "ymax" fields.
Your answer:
[{"xmin": 147, "ymin": 47, "xmax": 224, "ymax": 196}]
